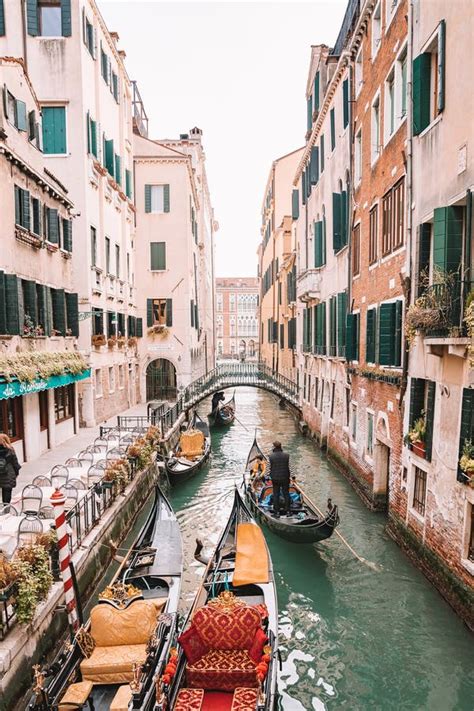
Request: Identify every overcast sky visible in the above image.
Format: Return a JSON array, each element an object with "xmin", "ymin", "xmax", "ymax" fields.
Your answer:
[{"xmin": 99, "ymin": 1, "xmax": 347, "ymax": 277}]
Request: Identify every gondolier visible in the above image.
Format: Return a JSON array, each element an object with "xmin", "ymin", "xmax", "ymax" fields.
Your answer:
[{"xmin": 268, "ymin": 441, "xmax": 291, "ymax": 518}]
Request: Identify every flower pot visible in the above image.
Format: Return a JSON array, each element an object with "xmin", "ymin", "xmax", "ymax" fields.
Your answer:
[{"xmin": 412, "ymin": 441, "xmax": 426, "ymax": 459}]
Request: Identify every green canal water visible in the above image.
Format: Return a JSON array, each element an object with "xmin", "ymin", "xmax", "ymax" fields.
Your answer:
[{"xmin": 168, "ymin": 388, "xmax": 474, "ymax": 711}]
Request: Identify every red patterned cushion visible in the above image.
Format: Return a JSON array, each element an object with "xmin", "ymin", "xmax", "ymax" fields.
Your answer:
[
  {"xmin": 174, "ymin": 687, "xmax": 204, "ymax": 710},
  {"xmin": 193, "ymin": 605, "xmax": 261, "ymax": 650},
  {"xmin": 232, "ymin": 687, "xmax": 259, "ymax": 710},
  {"xmin": 248, "ymin": 628, "xmax": 268, "ymax": 664},
  {"xmin": 187, "ymin": 649, "xmax": 258, "ymax": 691},
  {"xmin": 178, "ymin": 625, "xmax": 209, "ymax": 664}
]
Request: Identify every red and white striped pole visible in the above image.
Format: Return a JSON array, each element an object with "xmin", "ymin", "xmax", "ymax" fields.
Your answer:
[{"xmin": 51, "ymin": 488, "xmax": 79, "ymax": 632}]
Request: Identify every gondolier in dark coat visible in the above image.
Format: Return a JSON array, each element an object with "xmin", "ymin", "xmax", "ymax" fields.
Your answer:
[{"xmin": 268, "ymin": 441, "xmax": 291, "ymax": 517}]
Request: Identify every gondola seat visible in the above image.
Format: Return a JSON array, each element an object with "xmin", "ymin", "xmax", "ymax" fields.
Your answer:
[
  {"xmin": 174, "ymin": 687, "xmax": 258, "ymax": 710},
  {"xmin": 80, "ymin": 599, "xmax": 159, "ymax": 684},
  {"xmin": 179, "ymin": 430, "xmax": 205, "ymax": 459},
  {"xmin": 179, "ymin": 593, "xmax": 266, "ymax": 691}
]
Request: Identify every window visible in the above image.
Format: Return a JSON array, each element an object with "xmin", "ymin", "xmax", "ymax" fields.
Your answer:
[
  {"xmin": 355, "ymin": 129, "xmax": 362, "ymax": 184},
  {"xmin": 386, "ymin": 0, "xmax": 400, "ymax": 28},
  {"xmin": 115, "ymin": 244, "xmax": 120, "ymax": 278},
  {"xmin": 367, "ymin": 412, "xmax": 374, "ymax": 455},
  {"xmin": 378, "ymin": 300, "xmax": 402, "ymax": 366},
  {"xmin": 399, "ymin": 50, "xmax": 407, "ymax": 119},
  {"xmin": 92, "ymin": 307, "xmax": 103, "ymax": 336},
  {"xmin": 0, "ymin": 398, "xmax": 23, "ymax": 442},
  {"xmin": 42, "ymin": 106, "xmax": 66, "ymax": 154},
  {"xmin": 330, "ymin": 108, "xmax": 336, "ymax": 151},
  {"xmin": 413, "ymin": 22, "xmax": 445, "ymax": 135},
  {"xmin": 230, "ymin": 294, "xmax": 235, "ymax": 312},
  {"xmin": 144, "ymin": 184, "xmax": 170, "ymax": 214},
  {"xmin": 346, "ymin": 312, "xmax": 360, "ymax": 361},
  {"xmin": 101, "ymin": 46, "xmax": 109, "ymax": 83},
  {"xmin": 369, "ymin": 205, "xmax": 378, "ymax": 264},
  {"xmin": 147, "ymin": 298, "xmax": 173, "ymax": 327},
  {"xmin": 216, "ymin": 294, "xmax": 223, "ymax": 312},
  {"xmin": 330, "ymin": 382, "xmax": 336, "ymax": 419},
  {"xmin": 382, "ymin": 178, "xmax": 405, "ymax": 255},
  {"xmin": 319, "ymin": 380, "xmax": 325, "ymax": 411},
  {"xmin": 39, "ymin": 1, "xmax": 62, "ymax": 37},
  {"xmin": 54, "ymin": 384, "xmax": 74, "ymax": 422},
  {"xmin": 39, "ymin": 391, "xmax": 48, "ymax": 431},
  {"xmin": 32, "ymin": 198, "xmax": 41, "ymax": 235},
  {"xmin": 91, "ymin": 368, "xmax": 102, "ymax": 400},
  {"xmin": 371, "ymin": 95, "xmax": 381, "ymax": 163},
  {"xmin": 14, "ymin": 186, "xmax": 30, "ymax": 230},
  {"xmin": 84, "ymin": 14, "xmax": 94, "ymax": 56},
  {"xmin": 108, "ymin": 366, "xmax": 115, "ymax": 393},
  {"xmin": 111, "ymin": 72, "xmax": 119, "ymax": 102},
  {"xmin": 351, "ymin": 403, "xmax": 357, "ymax": 441},
  {"xmin": 467, "ymin": 506, "xmax": 474, "ymax": 562},
  {"xmin": 4, "ymin": 90, "xmax": 27, "ymax": 132},
  {"xmin": 352, "ymin": 223, "xmax": 360, "ymax": 277},
  {"xmin": 105, "ymin": 237, "xmax": 111, "ymax": 274},
  {"xmin": 320, "ymin": 135, "xmax": 325, "ymax": 173},
  {"xmin": 412, "ymin": 466, "xmax": 427, "ymax": 516},
  {"xmin": 314, "ymin": 378, "xmax": 319, "ymax": 408},
  {"xmin": 91, "ymin": 227, "xmax": 97, "ymax": 267},
  {"xmin": 355, "ymin": 48, "xmax": 363, "ymax": 96},
  {"xmin": 385, "ymin": 71, "xmax": 395, "ymax": 142},
  {"xmin": 408, "ymin": 378, "xmax": 436, "ymax": 462},
  {"xmin": 366, "ymin": 307, "xmax": 377, "ymax": 363},
  {"xmin": 118, "ymin": 364, "xmax": 125, "ymax": 389},
  {"xmin": 150, "ymin": 242, "xmax": 166, "ymax": 271},
  {"xmin": 458, "ymin": 388, "xmax": 474, "ymax": 484},
  {"xmin": 372, "ymin": 1, "xmax": 381, "ymax": 59}
]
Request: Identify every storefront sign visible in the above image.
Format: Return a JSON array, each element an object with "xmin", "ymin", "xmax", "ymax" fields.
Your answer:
[{"xmin": 0, "ymin": 369, "xmax": 91, "ymax": 400}]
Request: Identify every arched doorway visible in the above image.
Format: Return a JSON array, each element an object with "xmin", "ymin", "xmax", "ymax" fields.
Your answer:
[{"xmin": 146, "ymin": 359, "xmax": 177, "ymax": 401}]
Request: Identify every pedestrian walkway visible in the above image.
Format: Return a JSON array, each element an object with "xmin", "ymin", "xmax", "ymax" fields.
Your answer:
[{"xmin": 13, "ymin": 402, "xmax": 148, "ymax": 496}]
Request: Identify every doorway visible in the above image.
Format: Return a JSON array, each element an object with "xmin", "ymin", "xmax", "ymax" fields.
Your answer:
[
  {"xmin": 374, "ymin": 441, "xmax": 390, "ymax": 509},
  {"xmin": 146, "ymin": 359, "xmax": 177, "ymax": 401}
]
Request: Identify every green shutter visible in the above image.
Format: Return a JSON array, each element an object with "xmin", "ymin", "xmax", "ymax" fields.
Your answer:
[
  {"xmin": 310, "ymin": 146, "xmax": 319, "ymax": 185},
  {"xmin": 346, "ymin": 313, "xmax": 355, "ymax": 361},
  {"xmin": 21, "ymin": 189, "xmax": 30, "ymax": 230},
  {"xmin": 458, "ymin": 389, "xmax": 474, "ymax": 480},
  {"xmin": 417, "ymin": 223, "xmax": 431, "ymax": 296},
  {"xmin": 150, "ymin": 242, "xmax": 166, "ymax": 270},
  {"xmin": 292, "ymin": 189, "xmax": 299, "ymax": 220},
  {"xmin": 163, "ymin": 184, "xmax": 170, "ymax": 213},
  {"xmin": 36, "ymin": 284, "xmax": 51, "ymax": 336},
  {"xmin": 425, "ymin": 381, "xmax": 436, "ymax": 462},
  {"xmin": 306, "ymin": 95, "xmax": 313, "ymax": 132},
  {"xmin": 313, "ymin": 71, "xmax": 320, "ymax": 112},
  {"xmin": 165, "ymin": 299, "xmax": 173, "ymax": 327},
  {"xmin": 51, "ymin": 288, "xmax": 66, "ymax": 335},
  {"xmin": 125, "ymin": 169, "xmax": 132, "ymax": 199},
  {"xmin": 379, "ymin": 302, "xmax": 396, "ymax": 365},
  {"xmin": 0, "ymin": 272, "xmax": 5, "ymax": 334},
  {"xmin": 0, "ymin": 1, "xmax": 5, "ymax": 36},
  {"xmin": 366, "ymin": 307, "xmax": 376, "ymax": 363},
  {"xmin": 337, "ymin": 291, "xmax": 347, "ymax": 357},
  {"xmin": 321, "ymin": 302, "xmax": 326, "ymax": 353},
  {"xmin": 394, "ymin": 300, "xmax": 403, "ymax": 367},
  {"xmin": 146, "ymin": 299, "xmax": 153, "ymax": 327},
  {"xmin": 16, "ymin": 100, "xmax": 27, "ymax": 131},
  {"xmin": 26, "ymin": 0, "xmax": 38, "ymax": 36},
  {"xmin": 136, "ymin": 318, "xmax": 143, "ymax": 337},
  {"xmin": 330, "ymin": 108, "xmax": 335, "ymax": 151},
  {"xmin": 65, "ymin": 292, "xmax": 79, "ymax": 336},
  {"xmin": 332, "ymin": 192, "xmax": 342, "ymax": 252},
  {"xmin": 86, "ymin": 110, "xmax": 91, "ymax": 153},
  {"xmin": 190, "ymin": 300, "xmax": 195, "ymax": 327},
  {"xmin": 341, "ymin": 190, "xmax": 347, "ymax": 246},
  {"xmin": 329, "ymin": 296, "xmax": 337, "ymax": 355},
  {"xmin": 433, "ymin": 206, "xmax": 463, "ymax": 274},
  {"xmin": 23, "ymin": 279, "xmax": 38, "ymax": 326},
  {"xmin": 314, "ymin": 221, "xmax": 324, "ymax": 267},
  {"xmin": 91, "ymin": 119, "xmax": 97, "ymax": 157},
  {"xmin": 320, "ymin": 135, "xmax": 325, "ymax": 172},
  {"xmin": 412, "ymin": 53, "xmax": 431, "ymax": 135},
  {"xmin": 144, "ymin": 184, "xmax": 152, "ymax": 213},
  {"xmin": 409, "ymin": 378, "xmax": 425, "ymax": 429},
  {"xmin": 5, "ymin": 274, "xmax": 21, "ymax": 335},
  {"xmin": 354, "ymin": 313, "xmax": 359, "ymax": 360},
  {"xmin": 14, "ymin": 186, "xmax": 20, "ymax": 224},
  {"xmin": 343, "ymin": 78, "xmax": 349, "ymax": 128},
  {"xmin": 42, "ymin": 107, "xmax": 66, "ymax": 154},
  {"xmin": 28, "ymin": 110, "xmax": 36, "ymax": 140},
  {"xmin": 437, "ymin": 20, "xmax": 445, "ymax": 113},
  {"xmin": 301, "ymin": 172, "xmax": 306, "ymax": 206},
  {"xmin": 306, "ymin": 167, "xmax": 311, "ymax": 199},
  {"xmin": 61, "ymin": 0, "xmax": 72, "ymax": 36},
  {"xmin": 63, "ymin": 219, "xmax": 72, "ymax": 252},
  {"xmin": 105, "ymin": 139, "xmax": 114, "ymax": 177},
  {"xmin": 47, "ymin": 208, "xmax": 59, "ymax": 243},
  {"xmin": 114, "ymin": 154, "xmax": 121, "ymax": 185}
]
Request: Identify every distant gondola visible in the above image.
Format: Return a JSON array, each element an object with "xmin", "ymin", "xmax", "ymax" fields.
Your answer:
[
  {"xmin": 208, "ymin": 390, "xmax": 236, "ymax": 426},
  {"xmin": 159, "ymin": 488, "xmax": 279, "ymax": 710},
  {"xmin": 165, "ymin": 411, "xmax": 211, "ymax": 484},
  {"xmin": 244, "ymin": 436, "xmax": 339, "ymax": 544},
  {"xmin": 28, "ymin": 485, "xmax": 183, "ymax": 711}
]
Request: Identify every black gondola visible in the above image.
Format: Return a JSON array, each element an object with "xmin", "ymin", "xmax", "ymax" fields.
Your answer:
[
  {"xmin": 208, "ymin": 390, "xmax": 236, "ymax": 426},
  {"xmin": 160, "ymin": 488, "xmax": 278, "ymax": 711},
  {"xmin": 165, "ymin": 411, "xmax": 211, "ymax": 484},
  {"xmin": 28, "ymin": 485, "xmax": 183, "ymax": 711},
  {"xmin": 244, "ymin": 436, "xmax": 339, "ymax": 544}
]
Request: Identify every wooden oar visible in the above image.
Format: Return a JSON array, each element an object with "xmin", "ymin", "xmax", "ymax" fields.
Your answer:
[{"xmin": 292, "ymin": 482, "xmax": 378, "ymax": 570}]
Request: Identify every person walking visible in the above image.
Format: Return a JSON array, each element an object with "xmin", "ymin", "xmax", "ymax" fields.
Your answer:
[
  {"xmin": 268, "ymin": 441, "xmax": 291, "ymax": 518},
  {"xmin": 0, "ymin": 433, "xmax": 21, "ymax": 511}
]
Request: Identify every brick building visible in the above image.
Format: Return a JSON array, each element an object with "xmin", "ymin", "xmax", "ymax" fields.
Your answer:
[{"xmin": 215, "ymin": 278, "xmax": 259, "ymax": 361}]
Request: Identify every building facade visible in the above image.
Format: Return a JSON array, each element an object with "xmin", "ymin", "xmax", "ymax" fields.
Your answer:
[
  {"xmin": 0, "ymin": 0, "xmax": 142, "ymax": 427},
  {"xmin": 0, "ymin": 57, "xmax": 85, "ymax": 463},
  {"xmin": 134, "ymin": 128, "xmax": 217, "ymax": 401},
  {"xmin": 215, "ymin": 278, "xmax": 259, "ymax": 361},
  {"xmin": 259, "ymin": 148, "xmax": 303, "ymax": 374}
]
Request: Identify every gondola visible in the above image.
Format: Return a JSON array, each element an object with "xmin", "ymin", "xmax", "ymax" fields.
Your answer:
[
  {"xmin": 28, "ymin": 485, "xmax": 183, "ymax": 711},
  {"xmin": 159, "ymin": 488, "xmax": 279, "ymax": 711},
  {"xmin": 244, "ymin": 436, "xmax": 339, "ymax": 544},
  {"xmin": 208, "ymin": 390, "xmax": 236, "ymax": 426},
  {"xmin": 165, "ymin": 411, "xmax": 211, "ymax": 484}
]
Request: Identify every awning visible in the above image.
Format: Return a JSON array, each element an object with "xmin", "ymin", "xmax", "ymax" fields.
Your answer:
[{"xmin": 0, "ymin": 369, "xmax": 91, "ymax": 400}]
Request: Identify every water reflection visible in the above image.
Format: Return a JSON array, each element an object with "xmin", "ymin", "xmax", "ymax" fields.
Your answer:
[{"xmin": 169, "ymin": 388, "xmax": 474, "ymax": 711}]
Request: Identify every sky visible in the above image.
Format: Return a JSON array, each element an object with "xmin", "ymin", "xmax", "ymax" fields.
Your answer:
[{"xmin": 99, "ymin": 1, "xmax": 347, "ymax": 278}]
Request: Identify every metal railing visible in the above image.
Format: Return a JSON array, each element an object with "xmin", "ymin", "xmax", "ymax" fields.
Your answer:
[{"xmin": 423, "ymin": 279, "xmax": 473, "ymax": 338}]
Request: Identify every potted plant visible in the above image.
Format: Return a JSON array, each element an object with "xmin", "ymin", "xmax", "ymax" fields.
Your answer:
[
  {"xmin": 117, "ymin": 336, "xmax": 126, "ymax": 348},
  {"xmin": 405, "ymin": 415, "xmax": 426, "ymax": 458},
  {"xmin": 459, "ymin": 439, "xmax": 474, "ymax": 482},
  {"xmin": 0, "ymin": 557, "xmax": 18, "ymax": 602},
  {"xmin": 127, "ymin": 337, "xmax": 137, "ymax": 347},
  {"xmin": 107, "ymin": 336, "xmax": 117, "ymax": 349},
  {"xmin": 91, "ymin": 333, "xmax": 106, "ymax": 347}
]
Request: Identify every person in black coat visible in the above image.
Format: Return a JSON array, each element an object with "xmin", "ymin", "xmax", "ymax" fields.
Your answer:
[
  {"xmin": 0, "ymin": 433, "xmax": 21, "ymax": 510},
  {"xmin": 268, "ymin": 441, "xmax": 292, "ymax": 517}
]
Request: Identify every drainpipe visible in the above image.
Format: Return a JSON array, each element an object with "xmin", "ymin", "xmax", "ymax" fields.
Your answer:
[{"xmin": 400, "ymin": 1, "xmax": 414, "ymax": 411}]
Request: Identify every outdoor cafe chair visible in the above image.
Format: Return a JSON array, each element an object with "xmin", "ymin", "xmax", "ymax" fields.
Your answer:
[
  {"xmin": 0, "ymin": 503, "xmax": 18, "ymax": 516},
  {"xmin": 64, "ymin": 485, "xmax": 79, "ymax": 510},
  {"xmin": 20, "ymin": 485, "xmax": 43, "ymax": 516},
  {"xmin": 32, "ymin": 475, "xmax": 52, "ymax": 487},
  {"xmin": 51, "ymin": 472, "xmax": 68, "ymax": 489},
  {"xmin": 106, "ymin": 446, "xmax": 126, "ymax": 461},
  {"xmin": 17, "ymin": 515, "xmax": 43, "ymax": 546},
  {"xmin": 64, "ymin": 457, "xmax": 83, "ymax": 467},
  {"xmin": 39, "ymin": 506, "xmax": 54, "ymax": 520},
  {"xmin": 78, "ymin": 450, "xmax": 94, "ymax": 465},
  {"xmin": 50, "ymin": 465, "xmax": 69, "ymax": 478},
  {"xmin": 68, "ymin": 478, "xmax": 86, "ymax": 490},
  {"xmin": 87, "ymin": 466, "xmax": 104, "ymax": 487}
]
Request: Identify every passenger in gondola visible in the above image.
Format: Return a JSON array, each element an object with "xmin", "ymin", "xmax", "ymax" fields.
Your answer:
[
  {"xmin": 211, "ymin": 391, "xmax": 224, "ymax": 413},
  {"xmin": 250, "ymin": 455, "xmax": 267, "ymax": 492},
  {"xmin": 268, "ymin": 441, "xmax": 292, "ymax": 518}
]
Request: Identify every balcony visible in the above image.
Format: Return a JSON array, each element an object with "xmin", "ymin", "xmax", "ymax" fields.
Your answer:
[
  {"xmin": 297, "ymin": 269, "xmax": 321, "ymax": 303},
  {"xmin": 106, "ymin": 275, "xmax": 116, "ymax": 299}
]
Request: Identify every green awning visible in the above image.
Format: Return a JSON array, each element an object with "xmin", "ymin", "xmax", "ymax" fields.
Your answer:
[{"xmin": 0, "ymin": 369, "xmax": 91, "ymax": 400}]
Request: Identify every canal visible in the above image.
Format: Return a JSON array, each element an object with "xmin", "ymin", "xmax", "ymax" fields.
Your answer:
[{"xmin": 170, "ymin": 388, "xmax": 474, "ymax": 711}]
